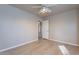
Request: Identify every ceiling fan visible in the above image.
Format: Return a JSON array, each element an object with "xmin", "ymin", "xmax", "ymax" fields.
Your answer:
[
  {"xmin": 32, "ymin": 4, "xmax": 57, "ymax": 16},
  {"xmin": 32, "ymin": 4, "xmax": 56, "ymax": 8}
]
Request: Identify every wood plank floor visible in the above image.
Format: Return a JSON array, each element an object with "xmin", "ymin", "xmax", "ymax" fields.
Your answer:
[{"xmin": 0, "ymin": 39, "xmax": 79, "ymax": 55}]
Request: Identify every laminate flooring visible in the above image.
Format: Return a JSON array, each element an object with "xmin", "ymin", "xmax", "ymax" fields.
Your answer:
[{"xmin": 0, "ymin": 39, "xmax": 79, "ymax": 55}]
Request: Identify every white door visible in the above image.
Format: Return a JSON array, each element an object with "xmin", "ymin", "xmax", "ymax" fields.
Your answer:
[{"xmin": 42, "ymin": 20, "xmax": 49, "ymax": 39}]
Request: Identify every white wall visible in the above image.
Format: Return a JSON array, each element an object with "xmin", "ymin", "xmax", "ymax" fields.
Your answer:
[
  {"xmin": 77, "ymin": 8, "xmax": 79, "ymax": 45},
  {"xmin": 49, "ymin": 9, "xmax": 78, "ymax": 45},
  {"xmin": 0, "ymin": 5, "xmax": 41, "ymax": 50}
]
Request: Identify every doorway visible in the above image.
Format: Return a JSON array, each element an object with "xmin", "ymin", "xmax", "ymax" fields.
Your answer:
[
  {"xmin": 42, "ymin": 20, "xmax": 49, "ymax": 39},
  {"xmin": 38, "ymin": 20, "xmax": 42, "ymax": 40}
]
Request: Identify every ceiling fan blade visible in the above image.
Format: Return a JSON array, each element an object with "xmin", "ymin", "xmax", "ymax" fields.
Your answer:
[
  {"xmin": 32, "ymin": 6, "xmax": 42, "ymax": 8},
  {"xmin": 41, "ymin": 4, "xmax": 57, "ymax": 7}
]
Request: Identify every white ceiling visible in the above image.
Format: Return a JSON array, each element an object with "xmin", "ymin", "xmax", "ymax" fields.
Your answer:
[{"xmin": 10, "ymin": 4, "xmax": 79, "ymax": 17}]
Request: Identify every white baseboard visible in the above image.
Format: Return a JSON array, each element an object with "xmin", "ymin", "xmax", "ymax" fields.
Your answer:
[
  {"xmin": 0, "ymin": 39, "xmax": 37, "ymax": 53},
  {"xmin": 50, "ymin": 39, "xmax": 79, "ymax": 47}
]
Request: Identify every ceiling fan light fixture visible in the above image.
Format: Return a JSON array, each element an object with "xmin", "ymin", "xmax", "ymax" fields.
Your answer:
[{"xmin": 38, "ymin": 7, "xmax": 52, "ymax": 16}]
